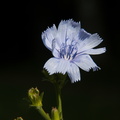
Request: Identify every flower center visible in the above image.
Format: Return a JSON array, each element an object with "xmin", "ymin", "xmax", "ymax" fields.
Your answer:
[{"xmin": 60, "ymin": 43, "xmax": 77, "ymax": 60}]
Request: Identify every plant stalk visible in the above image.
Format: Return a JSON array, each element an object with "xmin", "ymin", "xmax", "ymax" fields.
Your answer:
[
  {"xmin": 55, "ymin": 84, "xmax": 63, "ymax": 120},
  {"xmin": 36, "ymin": 106, "xmax": 51, "ymax": 120}
]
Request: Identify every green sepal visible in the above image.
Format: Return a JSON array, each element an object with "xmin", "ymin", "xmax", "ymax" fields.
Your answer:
[
  {"xmin": 40, "ymin": 91, "xmax": 44, "ymax": 102},
  {"xmin": 42, "ymin": 69, "xmax": 68, "ymax": 89}
]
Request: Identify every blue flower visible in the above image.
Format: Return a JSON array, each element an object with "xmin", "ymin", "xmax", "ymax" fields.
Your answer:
[{"xmin": 42, "ymin": 19, "xmax": 106, "ymax": 83}]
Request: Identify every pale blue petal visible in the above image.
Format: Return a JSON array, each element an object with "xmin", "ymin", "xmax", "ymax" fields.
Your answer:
[
  {"xmin": 44, "ymin": 58, "xmax": 60, "ymax": 75},
  {"xmin": 55, "ymin": 20, "xmax": 68, "ymax": 45},
  {"xmin": 55, "ymin": 59, "xmax": 70, "ymax": 74},
  {"xmin": 65, "ymin": 20, "xmax": 81, "ymax": 42},
  {"xmin": 52, "ymin": 48, "xmax": 60, "ymax": 58},
  {"xmin": 44, "ymin": 58, "xmax": 69, "ymax": 75},
  {"xmin": 67, "ymin": 63, "xmax": 81, "ymax": 83},
  {"xmin": 42, "ymin": 24, "xmax": 57, "ymax": 51},
  {"xmin": 52, "ymin": 39, "xmax": 60, "ymax": 58},
  {"xmin": 78, "ymin": 33, "xmax": 103, "ymax": 53},
  {"xmin": 79, "ymin": 29, "xmax": 91, "ymax": 40},
  {"xmin": 83, "ymin": 47, "xmax": 106, "ymax": 55},
  {"xmin": 56, "ymin": 19, "xmax": 80, "ymax": 46},
  {"xmin": 73, "ymin": 54, "xmax": 100, "ymax": 72}
]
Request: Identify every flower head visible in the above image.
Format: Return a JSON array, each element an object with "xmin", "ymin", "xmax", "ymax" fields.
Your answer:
[{"xmin": 42, "ymin": 19, "xmax": 106, "ymax": 83}]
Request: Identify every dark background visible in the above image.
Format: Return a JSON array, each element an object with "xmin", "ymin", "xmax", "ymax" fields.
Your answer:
[{"xmin": 0, "ymin": 0, "xmax": 120, "ymax": 120}]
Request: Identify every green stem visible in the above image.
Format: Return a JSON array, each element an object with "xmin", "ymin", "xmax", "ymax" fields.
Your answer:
[
  {"xmin": 56, "ymin": 85, "xmax": 63, "ymax": 120},
  {"xmin": 36, "ymin": 106, "xmax": 51, "ymax": 120}
]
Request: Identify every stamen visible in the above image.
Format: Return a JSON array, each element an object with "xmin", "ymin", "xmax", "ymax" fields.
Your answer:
[{"xmin": 60, "ymin": 43, "xmax": 77, "ymax": 60}]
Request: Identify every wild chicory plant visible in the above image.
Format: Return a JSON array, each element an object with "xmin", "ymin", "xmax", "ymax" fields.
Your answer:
[{"xmin": 27, "ymin": 19, "xmax": 106, "ymax": 120}]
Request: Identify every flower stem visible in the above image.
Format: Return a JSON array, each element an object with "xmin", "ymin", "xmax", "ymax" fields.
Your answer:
[
  {"xmin": 36, "ymin": 106, "xmax": 51, "ymax": 120},
  {"xmin": 55, "ymin": 84, "xmax": 63, "ymax": 120}
]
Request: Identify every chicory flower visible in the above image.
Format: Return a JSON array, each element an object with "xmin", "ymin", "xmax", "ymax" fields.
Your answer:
[{"xmin": 42, "ymin": 19, "xmax": 106, "ymax": 83}]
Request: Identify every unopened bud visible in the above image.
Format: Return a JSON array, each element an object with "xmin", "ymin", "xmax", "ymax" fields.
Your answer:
[
  {"xmin": 28, "ymin": 87, "xmax": 44, "ymax": 107},
  {"xmin": 14, "ymin": 117, "xmax": 23, "ymax": 120},
  {"xmin": 51, "ymin": 107, "xmax": 60, "ymax": 120}
]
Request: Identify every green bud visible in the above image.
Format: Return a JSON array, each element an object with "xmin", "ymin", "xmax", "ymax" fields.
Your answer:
[
  {"xmin": 14, "ymin": 117, "xmax": 23, "ymax": 120},
  {"xmin": 51, "ymin": 107, "xmax": 60, "ymax": 120},
  {"xmin": 28, "ymin": 87, "xmax": 44, "ymax": 107}
]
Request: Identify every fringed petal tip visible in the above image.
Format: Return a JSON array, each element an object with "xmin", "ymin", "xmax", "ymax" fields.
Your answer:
[
  {"xmin": 41, "ymin": 25, "xmax": 57, "ymax": 39},
  {"xmin": 41, "ymin": 24, "xmax": 57, "ymax": 51},
  {"xmin": 59, "ymin": 19, "xmax": 80, "ymax": 28},
  {"xmin": 67, "ymin": 63, "xmax": 81, "ymax": 83},
  {"xmin": 71, "ymin": 78, "xmax": 81, "ymax": 83},
  {"xmin": 85, "ymin": 66, "xmax": 101, "ymax": 72},
  {"xmin": 93, "ymin": 66, "xmax": 101, "ymax": 71},
  {"xmin": 43, "ymin": 66, "xmax": 53, "ymax": 75},
  {"xmin": 43, "ymin": 66, "xmax": 67, "ymax": 77},
  {"xmin": 103, "ymin": 47, "xmax": 107, "ymax": 53}
]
